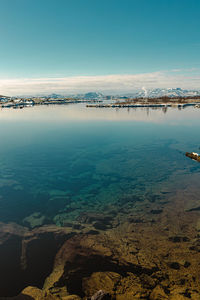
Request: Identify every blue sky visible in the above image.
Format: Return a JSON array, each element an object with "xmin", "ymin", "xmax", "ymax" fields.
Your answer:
[{"xmin": 0, "ymin": 0, "xmax": 200, "ymax": 94}]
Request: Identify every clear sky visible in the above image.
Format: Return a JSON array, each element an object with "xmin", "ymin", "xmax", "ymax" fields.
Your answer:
[{"xmin": 0, "ymin": 0, "xmax": 200, "ymax": 95}]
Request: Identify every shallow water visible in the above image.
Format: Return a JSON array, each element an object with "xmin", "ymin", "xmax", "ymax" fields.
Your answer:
[{"xmin": 0, "ymin": 104, "xmax": 199, "ymax": 227}]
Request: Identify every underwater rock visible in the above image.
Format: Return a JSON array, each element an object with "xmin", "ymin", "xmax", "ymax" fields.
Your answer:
[
  {"xmin": 0, "ymin": 223, "xmax": 75, "ymax": 297},
  {"xmin": 145, "ymin": 193, "xmax": 161, "ymax": 203},
  {"xmin": 128, "ymin": 217, "xmax": 144, "ymax": 224},
  {"xmin": 43, "ymin": 233, "xmax": 159, "ymax": 299},
  {"xmin": 72, "ymin": 224, "xmax": 85, "ymax": 230},
  {"xmin": 61, "ymin": 296, "xmax": 81, "ymax": 300},
  {"xmin": 186, "ymin": 206, "xmax": 200, "ymax": 212},
  {"xmin": 140, "ymin": 273, "xmax": 156, "ymax": 289},
  {"xmin": 93, "ymin": 221, "xmax": 108, "ymax": 230},
  {"xmin": 2, "ymin": 181, "xmax": 200, "ymax": 300},
  {"xmin": 83, "ymin": 272, "xmax": 120, "ymax": 298},
  {"xmin": 0, "ymin": 222, "xmax": 28, "ymax": 297},
  {"xmin": 149, "ymin": 285, "xmax": 168, "ymax": 299},
  {"xmin": 168, "ymin": 236, "xmax": 189, "ymax": 243},
  {"xmin": 23, "ymin": 212, "xmax": 49, "ymax": 229},
  {"xmin": 168, "ymin": 287, "xmax": 200, "ymax": 299},
  {"xmin": 150, "ymin": 209, "xmax": 163, "ymax": 215},
  {"xmin": 86, "ymin": 230, "xmax": 99, "ymax": 235},
  {"xmin": 13, "ymin": 286, "xmax": 59, "ymax": 299},
  {"xmin": 11, "ymin": 286, "xmax": 82, "ymax": 300},
  {"xmin": 169, "ymin": 262, "xmax": 180, "ymax": 270},
  {"xmin": 183, "ymin": 261, "xmax": 191, "ymax": 268},
  {"xmin": 90, "ymin": 290, "xmax": 112, "ymax": 300},
  {"xmin": 195, "ymin": 218, "xmax": 200, "ymax": 231},
  {"xmin": 62, "ymin": 222, "xmax": 73, "ymax": 227},
  {"xmin": 77, "ymin": 212, "xmax": 112, "ymax": 225}
]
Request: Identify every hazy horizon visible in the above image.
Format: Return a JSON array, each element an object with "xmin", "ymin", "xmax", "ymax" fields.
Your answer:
[{"xmin": 1, "ymin": 70, "xmax": 200, "ymax": 96}]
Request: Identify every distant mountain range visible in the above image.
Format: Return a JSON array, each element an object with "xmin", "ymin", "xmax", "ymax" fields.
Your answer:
[
  {"xmin": 72, "ymin": 89, "xmax": 200, "ymax": 99},
  {"xmin": 46, "ymin": 89, "xmax": 200, "ymax": 99},
  {"xmin": 135, "ymin": 88, "xmax": 200, "ymax": 98},
  {"xmin": 2, "ymin": 88, "xmax": 200, "ymax": 99},
  {"xmin": 46, "ymin": 92, "xmax": 103, "ymax": 99}
]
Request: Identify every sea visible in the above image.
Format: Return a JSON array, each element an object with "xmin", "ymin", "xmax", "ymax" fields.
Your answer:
[{"xmin": 0, "ymin": 104, "xmax": 199, "ymax": 227}]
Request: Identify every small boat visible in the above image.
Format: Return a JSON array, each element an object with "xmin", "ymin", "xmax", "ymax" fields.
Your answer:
[{"xmin": 185, "ymin": 152, "xmax": 200, "ymax": 162}]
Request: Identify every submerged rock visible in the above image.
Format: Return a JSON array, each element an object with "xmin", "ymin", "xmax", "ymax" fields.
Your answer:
[
  {"xmin": 169, "ymin": 262, "xmax": 180, "ymax": 270},
  {"xmin": 0, "ymin": 222, "xmax": 75, "ymax": 297},
  {"xmin": 168, "ymin": 236, "xmax": 189, "ymax": 243},
  {"xmin": 93, "ymin": 221, "xmax": 108, "ymax": 230},
  {"xmin": 23, "ymin": 212, "xmax": 49, "ymax": 229},
  {"xmin": 0, "ymin": 286, "xmax": 82, "ymax": 299},
  {"xmin": 77, "ymin": 212, "xmax": 112, "ymax": 225},
  {"xmin": 83, "ymin": 272, "xmax": 120, "ymax": 298},
  {"xmin": 62, "ymin": 296, "xmax": 81, "ymax": 300},
  {"xmin": 2, "ymin": 180, "xmax": 200, "ymax": 300},
  {"xmin": 150, "ymin": 209, "xmax": 163, "ymax": 215},
  {"xmin": 15, "ymin": 286, "xmax": 58, "ymax": 299},
  {"xmin": 43, "ymin": 233, "xmax": 159, "ymax": 299},
  {"xmin": 149, "ymin": 285, "xmax": 168, "ymax": 299},
  {"xmin": 91, "ymin": 290, "xmax": 112, "ymax": 300}
]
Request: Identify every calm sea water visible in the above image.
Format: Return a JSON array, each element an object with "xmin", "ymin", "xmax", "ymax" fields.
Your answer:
[{"xmin": 0, "ymin": 104, "xmax": 199, "ymax": 227}]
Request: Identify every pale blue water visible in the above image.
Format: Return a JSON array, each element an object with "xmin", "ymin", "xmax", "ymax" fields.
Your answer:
[{"xmin": 0, "ymin": 104, "xmax": 199, "ymax": 227}]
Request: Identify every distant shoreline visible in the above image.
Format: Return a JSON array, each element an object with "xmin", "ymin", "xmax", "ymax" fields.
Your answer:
[
  {"xmin": 0, "ymin": 99, "xmax": 102, "ymax": 109},
  {"xmin": 86, "ymin": 102, "xmax": 200, "ymax": 108},
  {"xmin": 87, "ymin": 97, "xmax": 200, "ymax": 108},
  {"xmin": 1, "ymin": 96, "xmax": 200, "ymax": 110}
]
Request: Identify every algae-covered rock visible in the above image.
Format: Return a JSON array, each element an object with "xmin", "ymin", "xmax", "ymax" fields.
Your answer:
[{"xmin": 23, "ymin": 212, "xmax": 48, "ymax": 228}]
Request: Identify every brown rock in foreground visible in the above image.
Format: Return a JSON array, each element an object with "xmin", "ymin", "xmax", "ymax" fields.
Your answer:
[{"xmin": 0, "ymin": 222, "xmax": 75, "ymax": 297}]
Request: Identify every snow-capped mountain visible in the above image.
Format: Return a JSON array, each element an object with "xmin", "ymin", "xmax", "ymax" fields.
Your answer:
[
  {"xmin": 127, "ymin": 88, "xmax": 200, "ymax": 98},
  {"xmin": 70, "ymin": 89, "xmax": 200, "ymax": 99},
  {"xmin": 75, "ymin": 92, "xmax": 104, "ymax": 100},
  {"xmin": 4, "ymin": 88, "xmax": 200, "ymax": 99},
  {"xmin": 47, "ymin": 93, "xmax": 64, "ymax": 99}
]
